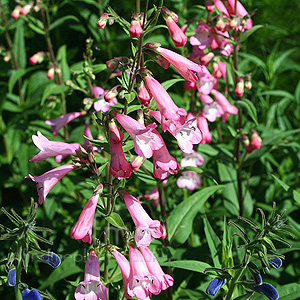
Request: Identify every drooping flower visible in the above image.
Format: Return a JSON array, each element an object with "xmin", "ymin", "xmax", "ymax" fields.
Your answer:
[
  {"xmin": 97, "ymin": 13, "xmax": 109, "ymax": 29},
  {"xmin": 268, "ymin": 257, "xmax": 282, "ymax": 269},
  {"xmin": 137, "ymin": 80, "xmax": 152, "ymax": 106},
  {"xmin": 253, "ymin": 283, "xmax": 279, "ymax": 300},
  {"xmin": 22, "ymin": 289, "xmax": 43, "ymax": 300},
  {"xmin": 123, "ymin": 192, "xmax": 165, "ymax": 247},
  {"xmin": 29, "ymin": 51, "xmax": 45, "ymax": 65},
  {"xmin": 45, "ymin": 112, "xmax": 82, "ymax": 136},
  {"xmin": 29, "ymin": 131, "xmax": 80, "ymax": 163},
  {"xmin": 144, "ymin": 185, "xmax": 160, "ymax": 208},
  {"xmin": 115, "ymin": 113, "xmax": 164, "ymax": 159},
  {"xmin": 75, "ymin": 251, "xmax": 108, "ymax": 300},
  {"xmin": 129, "ymin": 13, "xmax": 143, "ymax": 38},
  {"xmin": 181, "ymin": 151, "xmax": 205, "ymax": 168},
  {"xmin": 203, "ymin": 101, "xmax": 224, "ymax": 122},
  {"xmin": 190, "ymin": 22, "xmax": 213, "ymax": 50},
  {"xmin": 19, "ymin": 1, "xmax": 34, "ymax": 16},
  {"xmin": 131, "ymin": 156, "xmax": 146, "ymax": 172},
  {"xmin": 71, "ymin": 192, "xmax": 100, "ymax": 244},
  {"xmin": 206, "ymin": 277, "xmax": 226, "ymax": 296},
  {"xmin": 140, "ymin": 246, "xmax": 174, "ymax": 291},
  {"xmin": 11, "ymin": 5, "xmax": 22, "ymax": 19},
  {"xmin": 39, "ymin": 252, "xmax": 61, "ymax": 268},
  {"xmin": 198, "ymin": 71, "xmax": 218, "ymax": 95},
  {"xmin": 197, "ymin": 113, "xmax": 212, "ymax": 144},
  {"xmin": 250, "ymin": 130, "xmax": 262, "ymax": 150},
  {"xmin": 92, "ymin": 86, "xmax": 117, "ymax": 112},
  {"xmin": 177, "ymin": 170, "xmax": 202, "ymax": 191},
  {"xmin": 25, "ymin": 164, "xmax": 76, "ymax": 204},
  {"xmin": 7, "ymin": 268, "xmax": 16, "ymax": 287}
]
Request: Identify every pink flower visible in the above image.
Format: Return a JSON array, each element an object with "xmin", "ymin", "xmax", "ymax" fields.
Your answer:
[
  {"xmin": 153, "ymin": 144, "xmax": 179, "ymax": 179},
  {"xmin": 144, "ymin": 185, "xmax": 159, "ymax": 208},
  {"xmin": 213, "ymin": 0, "xmax": 230, "ymax": 18},
  {"xmin": 155, "ymin": 47, "xmax": 203, "ymax": 82},
  {"xmin": 47, "ymin": 65, "xmax": 55, "ymax": 79},
  {"xmin": 206, "ymin": 1, "xmax": 215, "ymax": 12},
  {"xmin": 226, "ymin": 0, "xmax": 253, "ymax": 29},
  {"xmin": 25, "ymin": 164, "xmax": 76, "ymax": 204},
  {"xmin": 115, "ymin": 113, "xmax": 164, "ymax": 159},
  {"xmin": 181, "ymin": 151, "xmax": 204, "ymax": 168},
  {"xmin": 123, "ymin": 192, "xmax": 165, "ymax": 247},
  {"xmin": 128, "ymin": 246, "xmax": 161, "ymax": 298},
  {"xmin": 71, "ymin": 193, "xmax": 100, "ymax": 244},
  {"xmin": 137, "ymin": 80, "xmax": 152, "ymax": 106},
  {"xmin": 11, "ymin": 5, "xmax": 22, "ymax": 19},
  {"xmin": 140, "ymin": 246, "xmax": 174, "ymax": 291},
  {"xmin": 75, "ymin": 250, "xmax": 108, "ymax": 300},
  {"xmin": 198, "ymin": 113, "xmax": 212, "ymax": 144},
  {"xmin": 29, "ymin": 51, "xmax": 45, "ymax": 65},
  {"xmin": 145, "ymin": 74, "xmax": 186, "ymax": 130},
  {"xmin": 92, "ymin": 86, "xmax": 117, "ymax": 112},
  {"xmin": 235, "ymin": 77, "xmax": 244, "ymax": 97},
  {"xmin": 203, "ymin": 102, "xmax": 224, "ymax": 122},
  {"xmin": 177, "ymin": 171, "xmax": 202, "ymax": 191},
  {"xmin": 198, "ymin": 71, "xmax": 218, "ymax": 95},
  {"xmin": 131, "ymin": 156, "xmax": 146, "ymax": 171},
  {"xmin": 129, "ymin": 13, "xmax": 143, "ymax": 38},
  {"xmin": 184, "ymin": 80, "xmax": 196, "ymax": 91},
  {"xmin": 190, "ymin": 22, "xmax": 213, "ymax": 50},
  {"xmin": 200, "ymin": 94, "xmax": 214, "ymax": 105},
  {"xmin": 19, "ymin": 1, "xmax": 34, "ymax": 16},
  {"xmin": 97, "ymin": 13, "xmax": 108, "ymax": 29},
  {"xmin": 250, "ymin": 130, "xmax": 262, "ymax": 150},
  {"xmin": 45, "ymin": 112, "xmax": 82, "ymax": 136},
  {"xmin": 211, "ymin": 89, "xmax": 238, "ymax": 121},
  {"xmin": 109, "ymin": 120, "xmax": 131, "ymax": 180},
  {"xmin": 29, "ymin": 131, "xmax": 80, "ymax": 163}
]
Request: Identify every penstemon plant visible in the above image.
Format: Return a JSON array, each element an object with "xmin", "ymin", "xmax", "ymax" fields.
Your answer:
[{"xmin": 0, "ymin": 0, "xmax": 299, "ymax": 300}]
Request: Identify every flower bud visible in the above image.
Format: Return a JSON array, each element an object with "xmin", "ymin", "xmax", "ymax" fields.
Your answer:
[
  {"xmin": 104, "ymin": 85, "xmax": 121, "ymax": 102},
  {"xmin": 137, "ymin": 80, "xmax": 152, "ymax": 106},
  {"xmin": 129, "ymin": 13, "xmax": 143, "ymax": 38},
  {"xmin": 250, "ymin": 130, "xmax": 262, "ymax": 150},
  {"xmin": 184, "ymin": 80, "xmax": 196, "ymax": 91},
  {"xmin": 11, "ymin": 5, "xmax": 22, "ymax": 19},
  {"xmin": 131, "ymin": 156, "xmax": 145, "ymax": 171},
  {"xmin": 47, "ymin": 65, "xmax": 55, "ymax": 79},
  {"xmin": 206, "ymin": 1, "xmax": 215, "ymax": 13},
  {"xmin": 29, "ymin": 51, "xmax": 45, "ymax": 65},
  {"xmin": 19, "ymin": 1, "xmax": 34, "ymax": 16},
  {"xmin": 97, "ymin": 13, "xmax": 108, "ymax": 29},
  {"xmin": 3, "ymin": 51, "xmax": 10, "ymax": 63},
  {"xmin": 235, "ymin": 77, "xmax": 244, "ymax": 97},
  {"xmin": 206, "ymin": 277, "xmax": 226, "ymax": 296}
]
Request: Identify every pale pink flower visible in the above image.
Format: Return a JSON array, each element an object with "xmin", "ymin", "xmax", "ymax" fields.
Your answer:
[
  {"xmin": 144, "ymin": 185, "xmax": 159, "ymax": 208},
  {"xmin": 211, "ymin": 89, "xmax": 238, "ymax": 121},
  {"xmin": 153, "ymin": 145, "xmax": 179, "ymax": 180},
  {"xmin": 29, "ymin": 131, "xmax": 80, "ymax": 163},
  {"xmin": 200, "ymin": 94, "xmax": 214, "ymax": 105},
  {"xmin": 19, "ymin": 1, "xmax": 34, "ymax": 16},
  {"xmin": 123, "ymin": 192, "xmax": 165, "ymax": 247},
  {"xmin": 198, "ymin": 71, "xmax": 218, "ymax": 95},
  {"xmin": 203, "ymin": 101, "xmax": 224, "ymax": 122},
  {"xmin": 145, "ymin": 74, "xmax": 186, "ymax": 130},
  {"xmin": 226, "ymin": 0, "xmax": 253, "ymax": 29},
  {"xmin": 131, "ymin": 156, "xmax": 146, "ymax": 171},
  {"xmin": 177, "ymin": 171, "xmax": 202, "ymax": 191},
  {"xmin": 75, "ymin": 250, "xmax": 108, "ymax": 300},
  {"xmin": 47, "ymin": 64, "xmax": 55, "ymax": 79},
  {"xmin": 45, "ymin": 112, "xmax": 82, "ymax": 136},
  {"xmin": 154, "ymin": 47, "xmax": 203, "ymax": 82},
  {"xmin": 97, "ymin": 13, "xmax": 108, "ymax": 29},
  {"xmin": 235, "ymin": 77, "xmax": 244, "ymax": 97},
  {"xmin": 115, "ymin": 113, "xmax": 164, "ymax": 159},
  {"xmin": 190, "ymin": 22, "xmax": 213, "ymax": 50},
  {"xmin": 198, "ymin": 113, "xmax": 212, "ymax": 144},
  {"xmin": 29, "ymin": 51, "xmax": 45, "ymax": 65},
  {"xmin": 181, "ymin": 151, "xmax": 204, "ymax": 168},
  {"xmin": 92, "ymin": 86, "xmax": 117, "ymax": 112},
  {"xmin": 109, "ymin": 120, "xmax": 131, "ymax": 180},
  {"xmin": 213, "ymin": 0, "xmax": 230, "ymax": 18},
  {"xmin": 71, "ymin": 193, "xmax": 100, "ymax": 244},
  {"xmin": 11, "ymin": 5, "xmax": 22, "ymax": 19},
  {"xmin": 140, "ymin": 246, "xmax": 174, "ymax": 291},
  {"xmin": 25, "ymin": 164, "xmax": 76, "ymax": 204}
]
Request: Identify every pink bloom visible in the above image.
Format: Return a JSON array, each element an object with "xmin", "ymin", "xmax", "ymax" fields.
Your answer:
[
  {"xmin": 211, "ymin": 89, "xmax": 238, "ymax": 121},
  {"xmin": 184, "ymin": 80, "xmax": 196, "ymax": 91},
  {"xmin": 198, "ymin": 113, "xmax": 212, "ymax": 144},
  {"xmin": 97, "ymin": 13, "xmax": 108, "ymax": 29},
  {"xmin": 131, "ymin": 156, "xmax": 146, "ymax": 171},
  {"xmin": 11, "ymin": 5, "xmax": 22, "ymax": 19},
  {"xmin": 144, "ymin": 185, "xmax": 159, "ymax": 208},
  {"xmin": 189, "ymin": 46, "xmax": 205, "ymax": 64},
  {"xmin": 203, "ymin": 101, "xmax": 224, "ymax": 122},
  {"xmin": 200, "ymin": 94, "xmax": 214, "ymax": 105},
  {"xmin": 177, "ymin": 171, "xmax": 202, "ymax": 191},
  {"xmin": 137, "ymin": 80, "xmax": 152, "ymax": 106},
  {"xmin": 104, "ymin": 85, "xmax": 120, "ymax": 103},
  {"xmin": 128, "ymin": 246, "xmax": 161, "ymax": 298},
  {"xmin": 199, "ymin": 51, "xmax": 214, "ymax": 65},
  {"xmin": 235, "ymin": 77, "xmax": 244, "ymax": 97},
  {"xmin": 45, "ymin": 112, "xmax": 82, "ymax": 136},
  {"xmin": 206, "ymin": 1, "xmax": 215, "ymax": 12},
  {"xmin": 75, "ymin": 250, "xmax": 108, "ymax": 300},
  {"xmin": 29, "ymin": 51, "xmax": 45, "ymax": 65},
  {"xmin": 115, "ymin": 113, "xmax": 164, "ymax": 159},
  {"xmin": 19, "ymin": 1, "xmax": 34, "ymax": 16},
  {"xmin": 181, "ymin": 151, "xmax": 204, "ymax": 168},
  {"xmin": 25, "ymin": 164, "xmax": 76, "ymax": 204},
  {"xmin": 123, "ymin": 192, "xmax": 165, "ymax": 247},
  {"xmin": 109, "ymin": 120, "xmax": 131, "ymax": 180},
  {"xmin": 29, "ymin": 131, "xmax": 80, "ymax": 163},
  {"xmin": 47, "ymin": 65, "xmax": 55, "ymax": 79},
  {"xmin": 213, "ymin": 62, "xmax": 222, "ymax": 78},
  {"xmin": 92, "ymin": 86, "xmax": 117, "ymax": 112},
  {"xmin": 198, "ymin": 71, "xmax": 218, "ymax": 95},
  {"xmin": 71, "ymin": 193, "xmax": 100, "ymax": 244},
  {"xmin": 145, "ymin": 74, "xmax": 186, "ymax": 130},
  {"xmin": 153, "ymin": 145, "xmax": 179, "ymax": 179},
  {"xmin": 190, "ymin": 22, "xmax": 213, "ymax": 50},
  {"xmin": 140, "ymin": 246, "xmax": 174, "ymax": 291},
  {"xmin": 250, "ymin": 130, "xmax": 262, "ymax": 150},
  {"xmin": 226, "ymin": 0, "xmax": 253, "ymax": 29},
  {"xmin": 213, "ymin": 0, "xmax": 230, "ymax": 18},
  {"xmin": 129, "ymin": 13, "xmax": 143, "ymax": 38},
  {"xmin": 155, "ymin": 47, "xmax": 203, "ymax": 82}
]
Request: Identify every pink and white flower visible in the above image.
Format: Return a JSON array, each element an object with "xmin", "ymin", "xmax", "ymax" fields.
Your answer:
[
  {"xmin": 177, "ymin": 170, "xmax": 202, "ymax": 191},
  {"xmin": 198, "ymin": 71, "xmax": 218, "ymax": 95},
  {"xmin": 92, "ymin": 86, "xmax": 117, "ymax": 112},
  {"xmin": 203, "ymin": 101, "xmax": 224, "ymax": 122},
  {"xmin": 190, "ymin": 22, "xmax": 213, "ymax": 50},
  {"xmin": 181, "ymin": 151, "xmax": 204, "ymax": 168},
  {"xmin": 198, "ymin": 113, "xmax": 212, "ymax": 144}
]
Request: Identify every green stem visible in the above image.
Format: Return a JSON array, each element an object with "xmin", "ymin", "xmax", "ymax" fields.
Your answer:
[{"xmin": 14, "ymin": 243, "xmax": 23, "ymax": 300}]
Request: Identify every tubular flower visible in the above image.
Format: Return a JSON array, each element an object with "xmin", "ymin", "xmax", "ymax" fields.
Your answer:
[
  {"xmin": 198, "ymin": 71, "xmax": 218, "ymax": 95},
  {"xmin": 29, "ymin": 131, "xmax": 80, "ymax": 163},
  {"xmin": 71, "ymin": 192, "xmax": 100, "ymax": 244},
  {"xmin": 45, "ymin": 112, "xmax": 82, "ymax": 136},
  {"xmin": 144, "ymin": 74, "xmax": 187, "ymax": 130},
  {"xmin": 115, "ymin": 113, "xmax": 164, "ymax": 159},
  {"xmin": 22, "ymin": 289, "xmax": 43, "ymax": 300},
  {"xmin": 268, "ymin": 257, "xmax": 282, "ymax": 269},
  {"xmin": 123, "ymin": 192, "xmax": 165, "ymax": 247},
  {"xmin": 253, "ymin": 283, "xmax": 279, "ymax": 300},
  {"xmin": 206, "ymin": 277, "xmax": 226, "ymax": 296},
  {"xmin": 197, "ymin": 113, "xmax": 212, "ymax": 144},
  {"xmin": 177, "ymin": 170, "xmax": 202, "ymax": 191},
  {"xmin": 250, "ymin": 130, "xmax": 262, "ymax": 150},
  {"xmin": 225, "ymin": 0, "xmax": 253, "ymax": 29},
  {"xmin": 39, "ymin": 252, "xmax": 61, "ymax": 268},
  {"xmin": 11, "ymin": 5, "xmax": 22, "ymax": 19},
  {"xmin": 190, "ymin": 22, "xmax": 213, "ymax": 50},
  {"xmin": 140, "ymin": 246, "xmax": 174, "ymax": 291},
  {"xmin": 203, "ymin": 101, "xmax": 224, "ymax": 122},
  {"xmin": 131, "ymin": 156, "xmax": 146, "ymax": 172},
  {"xmin": 137, "ymin": 80, "xmax": 152, "ymax": 106},
  {"xmin": 108, "ymin": 120, "xmax": 131, "ymax": 180},
  {"xmin": 7, "ymin": 268, "xmax": 16, "ymax": 287},
  {"xmin": 75, "ymin": 251, "xmax": 108, "ymax": 300},
  {"xmin": 19, "ymin": 1, "xmax": 34, "ymax": 16},
  {"xmin": 129, "ymin": 13, "xmax": 143, "ymax": 38},
  {"xmin": 25, "ymin": 164, "xmax": 76, "ymax": 204},
  {"xmin": 181, "ymin": 151, "xmax": 205, "ymax": 168},
  {"xmin": 92, "ymin": 86, "xmax": 117, "ymax": 112}
]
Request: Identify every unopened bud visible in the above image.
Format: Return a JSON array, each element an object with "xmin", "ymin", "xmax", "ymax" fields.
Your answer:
[
  {"xmin": 19, "ymin": 1, "xmax": 34, "ymax": 16},
  {"xmin": 212, "ymin": 62, "xmax": 222, "ymax": 78},
  {"xmin": 137, "ymin": 80, "xmax": 152, "ymax": 106},
  {"xmin": 104, "ymin": 85, "xmax": 121, "ymax": 102},
  {"xmin": 131, "ymin": 156, "xmax": 145, "ymax": 171},
  {"xmin": 29, "ymin": 51, "xmax": 45, "ymax": 65},
  {"xmin": 215, "ymin": 18, "xmax": 226, "ymax": 32},
  {"xmin": 184, "ymin": 80, "xmax": 196, "ymax": 91},
  {"xmin": 47, "ymin": 65, "xmax": 55, "ymax": 79},
  {"xmin": 3, "ymin": 51, "xmax": 11, "ymax": 63},
  {"xmin": 97, "ymin": 13, "xmax": 109, "ymax": 29},
  {"xmin": 11, "ymin": 5, "xmax": 22, "ymax": 19},
  {"xmin": 235, "ymin": 77, "xmax": 244, "ymax": 98},
  {"xmin": 200, "ymin": 52, "xmax": 214, "ymax": 65},
  {"xmin": 206, "ymin": 1, "xmax": 215, "ymax": 13},
  {"xmin": 250, "ymin": 130, "xmax": 262, "ymax": 150}
]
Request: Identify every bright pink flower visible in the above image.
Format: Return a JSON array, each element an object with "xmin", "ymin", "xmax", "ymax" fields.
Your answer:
[
  {"xmin": 145, "ymin": 74, "xmax": 186, "ymax": 130},
  {"xmin": 235, "ymin": 77, "xmax": 244, "ymax": 97},
  {"xmin": 92, "ymin": 86, "xmax": 117, "ymax": 112},
  {"xmin": 184, "ymin": 80, "xmax": 196, "ymax": 91},
  {"xmin": 115, "ymin": 113, "xmax": 164, "ymax": 159},
  {"xmin": 109, "ymin": 120, "xmax": 131, "ymax": 180},
  {"xmin": 203, "ymin": 101, "xmax": 224, "ymax": 122},
  {"xmin": 213, "ymin": 62, "xmax": 222, "ymax": 78},
  {"xmin": 71, "ymin": 193, "xmax": 100, "ymax": 244},
  {"xmin": 11, "ymin": 5, "xmax": 22, "ymax": 19},
  {"xmin": 250, "ymin": 130, "xmax": 262, "ymax": 150},
  {"xmin": 218, "ymin": 61, "xmax": 228, "ymax": 94},
  {"xmin": 129, "ymin": 13, "xmax": 143, "ymax": 38},
  {"xmin": 131, "ymin": 156, "xmax": 146, "ymax": 171},
  {"xmin": 226, "ymin": 0, "xmax": 253, "ymax": 29},
  {"xmin": 19, "ymin": 1, "xmax": 34, "ymax": 16},
  {"xmin": 177, "ymin": 171, "xmax": 202, "ymax": 191},
  {"xmin": 97, "ymin": 13, "xmax": 108, "ymax": 29},
  {"xmin": 155, "ymin": 47, "xmax": 203, "ymax": 82},
  {"xmin": 213, "ymin": 0, "xmax": 230, "ymax": 18},
  {"xmin": 140, "ymin": 246, "xmax": 174, "ymax": 291},
  {"xmin": 45, "ymin": 112, "xmax": 82, "ymax": 136},
  {"xmin": 29, "ymin": 51, "xmax": 45, "ymax": 65},
  {"xmin": 198, "ymin": 71, "xmax": 218, "ymax": 95},
  {"xmin": 211, "ymin": 89, "xmax": 238, "ymax": 121},
  {"xmin": 47, "ymin": 65, "xmax": 55, "ymax": 79},
  {"xmin": 153, "ymin": 144, "xmax": 179, "ymax": 179},
  {"xmin": 137, "ymin": 80, "xmax": 152, "ymax": 106},
  {"xmin": 181, "ymin": 151, "xmax": 205, "ymax": 168},
  {"xmin": 200, "ymin": 51, "xmax": 214, "ymax": 65},
  {"xmin": 189, "ymin": 46, "xmax": 205, "ymax": 65},
  {"xmin": 198, "ymin": 114, "xmax": 212, "ymax": 144},
  {"xmin": 29, "ymin": 131, "xmax": 80, "ymax": 163},
  {"xmin": 25, "ymin": 164, "xmax": 76, "ymax": 204},
  {"xmin": 190, "ymin": 22, "xmax": 213, "ymax": 50},
  {"xmin": 75, "ymin": 250, "xmax": 108, "ymax": 300},
  {"xmin": 144, "ymin": 185, "xmax": 159, "ymax": 208},
  {"xmin": 128, "ymin": 246, "xmax": 161, "ymax": 298},
  {"xmin": 123, "ymin": 192, "xmax": 165, "ymax": 247},
  {"xmin": 206, "ymin": 1, "xmax": 215, "ymax": 12}
]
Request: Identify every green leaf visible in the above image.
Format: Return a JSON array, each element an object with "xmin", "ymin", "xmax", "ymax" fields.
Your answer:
[
  {"xmin": 261, "ymin": 90, "xmax": 294, "ymax": 100},
  {"xmin": 161, "ymin": 260, "xmax": 212, "ymax": 273},
  {"xmin": 273, "ymin": 48, "xmax": 298, "ymax": 74},
  {"xmin": 203, "ymin": 216, "xmax": 222, "ymax": 268},
  {"xmin": 28, "ymin": 22, "xmax": 45, "ymax": 35},
  {"xmin": 235, "ymin": 99, "xmax": 258, "ymax": 125},
  {"xmin": 13, "ymin": 20, "xmax": 26, "ymax": 68},
  {"xmin": 41, "ymin": 83, "xmax": 69, "ymax": 104},
  {"xmin": 56, "ymin": 45, "xmax": 71, "ymax": 82},
  {"xmin": 239, "ymin": 25, "xmax": 265, "ymax": 43},
  {"xmin": 124, "ymin": 91, "xmax": 136, "ymax": 104},
  {"xmin": 92, "ymin": 64, "xmax": 107, "ymax": 74},
  {"xmin": 49, "ymin": 16, "xmax": 79, "ymax": 32},
  {"xmin": 105, "ymin": 212, "xmax": 127, "ymax": 230},
  {"xmin": 167, "ymin": 185, "xmax": 224, "ymax": 242},
  {"xmin": 161, "ymin": 78, "xmax": 185, "ymax": 90}
]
